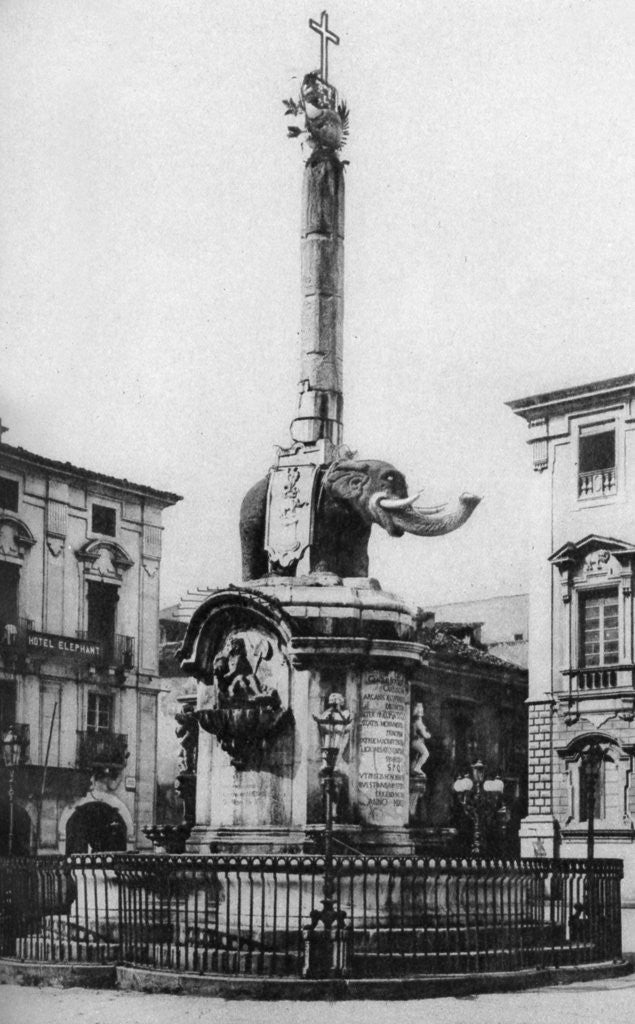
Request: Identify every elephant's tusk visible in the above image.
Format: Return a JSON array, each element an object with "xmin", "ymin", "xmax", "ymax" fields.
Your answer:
[
  {"xmin": 411, "ymin": 501, "xmax": 449, "ymax": 515},
  {"xmin": 375, "ymin": 491, "xmax": 422, "ymax": 511},
  {"xmin": 389, "ymin": 493, "xmax": 482, "ymax": 537},
  {"xmin": 377, "ymin": 492, "xmax": 448, "ymax": 514}
]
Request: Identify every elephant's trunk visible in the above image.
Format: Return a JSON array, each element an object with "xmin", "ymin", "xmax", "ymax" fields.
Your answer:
[{"xmin": 387, "ymin": 493, "xmax": 481, "ymax": 537}]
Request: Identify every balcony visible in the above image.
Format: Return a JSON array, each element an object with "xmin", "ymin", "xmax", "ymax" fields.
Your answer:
[
  {"xmin": 76, "ymin": 632, "xmax": 136, "ymax": 671},
  {"xmin": 1, "ymin": 617, "xmax": 34, "ymax": 650},
  {"xmin": 0, "ymin": 723, "xmax": 30, "ymax": 763},
  {"xmin": 578, "ymin": 467, "xmax": 616, "ymax": 499},
  {"xmin": 563, "ymin": 664, "xmax": 635, "ymax": 693},
  {"xmin": 76, "ymin": 730, "xmax": 128, "ymax": 773}
]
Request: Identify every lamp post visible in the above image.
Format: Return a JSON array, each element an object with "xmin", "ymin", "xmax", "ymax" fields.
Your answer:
[
  {"xmin": 306, "ymin": 692, "xmax": 352, "ymax": 977},
  {"xmin": 3, "ymin": 725, "xmax": 24, "ymax": 856},
  {"xmin": 453, "ymin": 759, "xmax": 505, "ymax": 857},
  {"xmin": 580, "ymin": 741, "xmax": 604, "ymax": 861}
]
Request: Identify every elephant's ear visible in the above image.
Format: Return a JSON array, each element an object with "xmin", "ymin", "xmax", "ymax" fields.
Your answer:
[{"xmin": 326, "ymin": 461, "xmax": 370, "ymax": 500}]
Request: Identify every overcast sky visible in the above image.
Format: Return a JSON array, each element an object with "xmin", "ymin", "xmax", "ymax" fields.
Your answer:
[{"xmin": 1, "ymin": 0, "xmax": 632, "ymax": 612}]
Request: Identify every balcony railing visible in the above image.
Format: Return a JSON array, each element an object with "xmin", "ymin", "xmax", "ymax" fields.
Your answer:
[
  {"xmin": 578, "ymin": 468, "xmax": 616, "ymax": 498},
  {"xmin": 0, "ymin": 723, "xmax": 30, "ymax": 764},
  {"xmin": 566, "ymin": 665, "xmax": 635, "ymax": 692},
  {"xmin": 76, "ymin": 731, "xmax": 128, "ymax": 772},
  {"xmin": 76, "ymin": 633, "xmax": 135, "ymax": 671}
]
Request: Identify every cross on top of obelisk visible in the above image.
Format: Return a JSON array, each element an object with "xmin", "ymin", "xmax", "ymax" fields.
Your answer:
[{"xmin": 309, "ymin": 10, "xmax": 339, "ymax": 84}]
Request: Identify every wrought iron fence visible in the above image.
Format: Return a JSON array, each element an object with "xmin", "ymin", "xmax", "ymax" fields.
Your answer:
[{"xmin": 0, "ymin": 854, "xmax": 623, "ymax": 977}]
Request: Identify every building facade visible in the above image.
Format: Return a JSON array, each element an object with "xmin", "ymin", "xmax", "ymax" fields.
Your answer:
[
  {"xmin": 0, "ymin": 435, "xmax": 180, "ymax": 854},
  {"xmin": 509, "ymin": 375, "xmax": 635, "ymax": 899},
  {"xmin": 409, "ymin": 619, "xmax": 528, "ymax": 855}
]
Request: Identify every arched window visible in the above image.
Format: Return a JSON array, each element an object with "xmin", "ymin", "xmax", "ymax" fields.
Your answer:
[{"xmin": 558, "ymin": 734, "xmax": 633, "ymax": 832}]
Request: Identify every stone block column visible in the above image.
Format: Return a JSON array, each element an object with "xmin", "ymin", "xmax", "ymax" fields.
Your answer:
[{"xmin": 520, "ymin": 698, "xmax": 557, "ymax": 857}]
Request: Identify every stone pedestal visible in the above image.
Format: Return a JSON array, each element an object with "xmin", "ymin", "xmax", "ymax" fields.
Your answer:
[{"xmin": 179, "ymin": 578, "xmax": 424, "ymax": 855}]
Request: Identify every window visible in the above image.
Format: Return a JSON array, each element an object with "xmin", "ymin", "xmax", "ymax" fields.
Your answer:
[
  {"xmin": 87, "ymin": 692, "xmax": 113, "ymax": 733},
  {"xmin": 0, "ymin": 562, "xmax": 19, "ymax": 639},
  {"xmin": 444, "ymin": 704, "xmax": 477, "ymax": 770},
  {"xmin": 0, "ymin": 679, "xmax": 16, "ymax": 738},
  {"xmin": 0, "ymin": 477, "xmax": 18, "ymax": 511},
  {"xmin": 87, "ymin": 581, "xmax": 117, "ymax": 660},
  {"xmin": 91, "ymin": 504, "xmax": 116, "ymax": 536},
  {"xmin": 578, "ymin": 425, "xmax": 616, "ymax": 498},
  {"xmin": 580, "ymin": 590, "xmax": 619, "ymax": 666}
]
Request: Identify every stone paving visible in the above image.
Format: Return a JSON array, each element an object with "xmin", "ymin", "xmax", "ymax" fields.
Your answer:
[
  {"xmin": 3, "ymin": 914, "xmax": 634, "ymax": 1024},
  {"xmin": 2, "ymin": 974, "xmax": 635, "ymax": 1024}
]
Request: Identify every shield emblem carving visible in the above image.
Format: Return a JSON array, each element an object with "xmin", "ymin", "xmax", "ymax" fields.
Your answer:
[{"xmin": 265, "ymin": 463, "xmax": 319, "ymax": 570}]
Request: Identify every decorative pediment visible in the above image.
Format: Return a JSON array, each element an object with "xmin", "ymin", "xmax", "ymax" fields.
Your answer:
[
  {"xmin": 550, "ymin": 535, "xmax": 635, "ymax": 603},
  {"xmin": 76, "ymin": 539, "xmax": 134, "ymax": 581},
  {"xmin": 0, "ymin": 512, "xmax": 36, "ymax": 562},
  {"xmin": 550, "ymin": 535, "xmax": 635, "ymax": 572}
]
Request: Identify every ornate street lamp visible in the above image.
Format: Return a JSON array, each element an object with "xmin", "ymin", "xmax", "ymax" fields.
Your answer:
[
  {"xmin": 453, "ymin": 759, "xmax": 505, "ymax": 857},
  {"xmin": 3, "ymin": 725, "xmax": 24, "ymax": 856},
  {"xmin": 305, "ymin": 692, "xmax": 352, "ymax": 977}
]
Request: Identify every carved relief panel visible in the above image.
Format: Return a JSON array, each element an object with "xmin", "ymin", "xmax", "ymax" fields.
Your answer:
[{"xmin": 198, "ymin": 627, "xmax": 294, "ymax": 773}]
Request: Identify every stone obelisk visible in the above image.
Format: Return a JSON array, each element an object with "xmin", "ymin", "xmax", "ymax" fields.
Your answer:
[
  {"xmin": 291, "ymin": 147, "xmax": 344, "ymax": 447},
  {"xmin": 288, "ymin": 13, "xmax": 346, "ymax": 450}
]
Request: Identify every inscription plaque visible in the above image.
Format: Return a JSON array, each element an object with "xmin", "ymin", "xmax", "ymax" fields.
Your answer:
[{"xmin": 357, "ymin": 670, "xmax": 407, "ymax": 826}]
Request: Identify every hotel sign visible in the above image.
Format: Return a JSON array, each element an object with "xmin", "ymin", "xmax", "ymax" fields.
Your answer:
[{"xmin": 27, "ymin": 631, "xmax": 102, "ymax": 660}]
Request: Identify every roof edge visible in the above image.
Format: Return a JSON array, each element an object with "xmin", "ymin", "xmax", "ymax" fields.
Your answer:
[
  {"xmin": 506, "ymin": 374, "xmax": 635, "ymax": 419},
  {"xmin": 0, "ymin": 443, "xmax": 183, "ymax": 506}
]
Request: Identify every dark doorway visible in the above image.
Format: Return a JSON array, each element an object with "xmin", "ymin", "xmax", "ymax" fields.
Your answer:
[
  {"xmin": 0, "ymin": 798, "xmax": 32, "ymax": 856},
  {"xmin": 87, "ymin": 582, "xmax": 118, "ymax": 660},
  {"xmin": 65, "ymin": 801, "xmax": 127, "ymax": 854}
]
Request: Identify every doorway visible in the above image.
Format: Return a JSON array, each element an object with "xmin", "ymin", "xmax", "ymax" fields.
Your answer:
[{"xmin": 65, "ymin": 801, "xmax": 127, "ymax": 853}]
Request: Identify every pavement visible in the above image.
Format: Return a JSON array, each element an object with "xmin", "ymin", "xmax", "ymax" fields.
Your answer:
[
  {"xmin": 2, "ymin": 974, "xmax": 635, "ymax": 1024},
  {"xmin": 2, "ymin": 912, "xmax": 634, "ymax": 1024}
]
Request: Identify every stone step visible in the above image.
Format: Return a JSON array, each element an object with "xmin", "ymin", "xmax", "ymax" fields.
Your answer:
[
  {"xmin": 15, "ymin": 936, "xmax": 119, "ymax": 962},
  {"xmin": 127, "ymin": 945, "xmax": 301, "ymax": 975},
  {"xmin": 351, "ymin": 942, "xmax": 596, "ymax": 976},
  {"xmin": 352, "ymin": 922, "xmax": 564, "ymax": 953}
]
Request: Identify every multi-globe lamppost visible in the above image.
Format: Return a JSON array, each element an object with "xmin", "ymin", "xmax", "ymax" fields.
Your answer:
[
  {"xmin": 453, "ymin": 759, "xmax": 505, "ymax": 857},
  {"xmin": 305, "ymin": 692, "xmax": 352, "ymax": 977},
  {"xmin": 2, "ymin": 725, "xmax": 24, "ymax": 856}
]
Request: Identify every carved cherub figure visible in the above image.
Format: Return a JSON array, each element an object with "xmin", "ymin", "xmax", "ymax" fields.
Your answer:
[
  {"xmin": 213, "ymin": 636, "xmax": 279, "ymax": 708},
  {"xmin": 214, "ymin": 638, "xmax": 261, "ymax": 703},
  {"xmin": 410, "ymin": 702, "xmax": 432, "ymax": 776}
]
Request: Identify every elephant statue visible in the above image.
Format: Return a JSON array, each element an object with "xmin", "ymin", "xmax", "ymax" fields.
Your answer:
[{"xmin": 240, "ymin": 458, "xmax": 480, "ymax": 581}]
